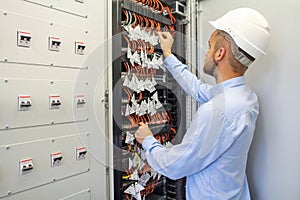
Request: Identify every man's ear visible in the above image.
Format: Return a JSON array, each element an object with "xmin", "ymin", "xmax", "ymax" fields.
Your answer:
[{"xmin": 214, "ymin": 47, "xmax": 226, "ymax": 62}]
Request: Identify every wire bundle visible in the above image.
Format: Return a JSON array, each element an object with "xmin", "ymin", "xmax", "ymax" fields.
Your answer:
[{"xmin": 119, "ymin": 1, "xmax": 179, "ymax": 200}]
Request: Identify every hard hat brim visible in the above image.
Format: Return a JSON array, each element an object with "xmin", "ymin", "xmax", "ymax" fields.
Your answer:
[{"xmin": 209, "ymin": 20, "xmax": 222, "ymax": 30}]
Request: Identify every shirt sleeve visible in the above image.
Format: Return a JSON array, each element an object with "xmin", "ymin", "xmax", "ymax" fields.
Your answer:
[
  {"xmin": 164, "ymin": 54, "xmax": 212, "ymax": 104},
  {"xmin": 142, "ymin": 103, "xmax": 248, "ymax": 180}
]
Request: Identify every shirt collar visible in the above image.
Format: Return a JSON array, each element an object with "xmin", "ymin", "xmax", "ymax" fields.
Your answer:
[{"xmin": 209, "ymin": 76, "xmax": 246, "ymax": 98}]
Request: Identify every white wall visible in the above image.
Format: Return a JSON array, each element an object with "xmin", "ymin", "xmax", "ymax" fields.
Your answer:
[{"xmin": 198, "ymin": 0, "xmax": 300, "ymax": 199}]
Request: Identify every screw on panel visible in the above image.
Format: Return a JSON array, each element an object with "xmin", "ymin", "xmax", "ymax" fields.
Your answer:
[
  {"xmin": 5, "ymin": 125, "xmax": 9, "ymax": 129},
  {"xmin": 7, "ymin": 191, "xmax": 11, "ymax": 195},
  {"xmin": 85, "ymin": 82, "xmax": 88, "ymax": 85},
  {"xmin": 4, "ymin": 58, "xmax": 8, "ymax": 62},
  {"xmin": 6, "ymin": 146, "xmax": 10, "ymax": 150},
  {"xmin": 4, "ymin": 79, "xmax": 8, "ymax": 83},
  {"xmin": 51, "ymin": 121, "xmax": 54, "ymax": 124},
  {"xmin": 52, "ymin": 178, "xmax": 56, "ymax": 182},
  {"xmin": 85, "ymin": 15, "xmax": 88, "ymax": 18},
  {"xmin": 86, "ymin": 117, "xmax": 88, "ymax": 121},
  {"xmin": 50, "ymin": 22, "xmax": 53, "ymax": 26},
  {"xmin": 85, "ymin": 30, "xmax": 88, "ymax": 34},
  {"xmin": 51, "ymin": 139, "xmax": 55, "ymax": 142},
  {"xmin": 50, "ymin": 81, "xmax": 54, "ymax": 84},
  {"xmin": 88, "ymin": 189, "xmax": 91, "ymax": 192},
  {"xmin": 86, "ymin": 132, "xmax": 89, "ymax": 136}
]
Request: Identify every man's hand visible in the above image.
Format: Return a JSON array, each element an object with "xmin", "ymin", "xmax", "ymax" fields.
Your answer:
[
  {"xmin": 135, "ymin": 122, "xmax": 153, "ymax": 144},
  {"xmin": 157, "ymin": 32, "xmax": 174, "ymax": 58}
]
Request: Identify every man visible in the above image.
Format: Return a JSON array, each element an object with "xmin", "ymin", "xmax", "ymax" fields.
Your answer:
[{"xmin": 135, "ymin": 8, "xmax": 271, "ymax": 199}]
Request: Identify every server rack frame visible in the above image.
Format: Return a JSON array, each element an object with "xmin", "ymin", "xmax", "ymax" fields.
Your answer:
[{"xmin": 111, "ymin": 0, "xmax": 187, "ymax": 199}]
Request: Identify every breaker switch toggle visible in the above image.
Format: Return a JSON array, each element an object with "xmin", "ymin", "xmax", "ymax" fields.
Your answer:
[{"xmin": 77, "ymin": 99, "xmax": 85, "ymax": 104}]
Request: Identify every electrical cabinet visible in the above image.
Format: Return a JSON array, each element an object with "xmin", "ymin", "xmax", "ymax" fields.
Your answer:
[
  {"xmin": 0, "ymin": 0, "xmax": 108, "ymax": 199},
  {"xmin": 112, "ymin": 0, "xmax": 187, "ymax": 199}
]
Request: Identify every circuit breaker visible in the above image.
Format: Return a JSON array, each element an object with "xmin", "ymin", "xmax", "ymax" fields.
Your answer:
[
  {"xmin": 49, "ymin": 95, "xmax": 62, "ymax": 109},
  {"xmin": 18, "ymin": 95, "xmax": 32, "ymax": 111},
  {"xmin": 75, "ymin": 41, "xmax": 86, "ymax": 55},
  {"xmin": 112, "ymin": 0, "xmax": 187, "ymax": 199},
  {"xmin": 19, "ymin": 158, "xmax": 34, "ymax": 175},
  {"xmin": 50, "ymin": 152, "xmax": 63, "ymax": 167},
  {"xmin": 17, "ymin": 31, "xmax": 31, "ymax": 48},
  {"xmin": 48, "ymin": 36, "xmax": 61, "ymax": 51}
]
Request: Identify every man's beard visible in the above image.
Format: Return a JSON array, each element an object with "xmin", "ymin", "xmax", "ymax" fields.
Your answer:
[{"xmin": 203, "ymin": 55, "xmax": 217, "ymax": 77}]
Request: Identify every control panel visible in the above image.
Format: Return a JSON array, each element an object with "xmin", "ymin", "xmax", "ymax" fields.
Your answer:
[{"xmin": 0, "ymin": 0, "xmax": 106, "ymax": 199}]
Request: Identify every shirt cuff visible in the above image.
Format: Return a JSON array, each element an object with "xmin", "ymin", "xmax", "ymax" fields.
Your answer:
[
  {"xmin": 163, "ymin": 54, "xmax": 181, "ymax": 69},
  {"xmin": 142, "ymin": 136, "xmax": 160, "ymax": 151},
  {"xmin": 164, "ymin": 54, "xmax": 175, "ymax": 65}
]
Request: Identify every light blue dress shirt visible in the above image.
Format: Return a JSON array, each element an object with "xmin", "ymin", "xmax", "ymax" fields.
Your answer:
[{"xmin": 142, "ymin": 54, "xmax": 258, "ymax": 199}]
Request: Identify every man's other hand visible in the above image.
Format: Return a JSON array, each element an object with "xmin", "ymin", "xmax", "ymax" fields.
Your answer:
[{"xmin": 135, "ymin": 122, "xmax": 153, "ymax": 144}]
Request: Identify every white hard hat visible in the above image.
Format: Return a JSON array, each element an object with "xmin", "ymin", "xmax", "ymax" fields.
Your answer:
[{"xmin": 209, "ymin": 8, "xmax": 271, "ymax": 61}]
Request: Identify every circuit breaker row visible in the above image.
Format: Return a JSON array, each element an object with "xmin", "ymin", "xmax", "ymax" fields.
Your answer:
[
  {"xmin": 0, "ymin": 132, "xmax": 90, "ymax": 198},
  {"xmin": 17, "ymin": 30, "xmax": 86, "ymax": 55},
  {"xmin": 0, "ymin": 10, "xmax": 88, "ymax": 68},
  {"xmin": 19, "ymin": 147, "xmax": 87, "ymax": 175},
  {"xmin": 0, "ymin": 65, "xmax": 90, "ymax": 128},
  {"xmin": 17, "ymin": 94, "xmax": 86, "ymax": 111}
]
